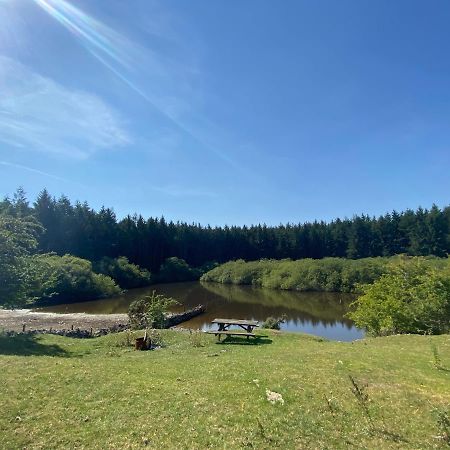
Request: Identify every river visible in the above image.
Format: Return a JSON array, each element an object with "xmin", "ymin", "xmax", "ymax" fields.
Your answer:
[{"xmin": 37, "ymin": 281, "xmax": 364, "ymax": 341}]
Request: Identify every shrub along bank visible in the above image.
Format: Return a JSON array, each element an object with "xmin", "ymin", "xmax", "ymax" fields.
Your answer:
[
  {"xmin": 201, "ymin": 256, "xmax": 449, "ymax": 293},
  {"xmin": 93, "ymin": 256, "xmax": 152, "ymax": 289},
  {"xmin": 29, "ymin": 254, "xmax": 122, "ymax": 304},
  {"xmin": 348, "ymin": 258, "xmax": 450, "ymax": 336},
  {"xmin": 201, "ymin": 257, "xmax": 388, "ymax": 292},
  {"xmin": 202, "ymin": 256, "xmax": 450, "ymax": 336}
]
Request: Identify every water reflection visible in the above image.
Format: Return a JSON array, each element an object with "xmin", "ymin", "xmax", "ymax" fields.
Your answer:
[{"xmin": 38, "ymin": 281, "xmax": 364, "ymax": 341}]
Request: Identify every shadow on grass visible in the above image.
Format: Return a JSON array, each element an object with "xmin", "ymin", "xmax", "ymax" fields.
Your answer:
[
  {"xmin": 0, "ymin": 334, "xmax": 69, "ymax": 357},
  {"xmin": 216, "ymin": 336, "xmax": 273, "ymax": 346}
]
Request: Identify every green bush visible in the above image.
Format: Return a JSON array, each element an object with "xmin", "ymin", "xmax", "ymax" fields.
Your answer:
[
  {"xmin": 262, "ymin": 315, "xmax": 286, "ymax": 330},
  {"xmin": 348, "ymin": 257, "xmax": 450, "ymax": 335},
  {"xmin": 201, "ymin": 257, "xmax": 392, "ymax": 292},
  {"xmin": 30, "ymin": 254, "xmax": 122, "ymax": 303},
  {"xmin": 157, "ymin": 257, "xmax": 201, "ymax": 283},
  {"xmin": 128, "ymin": 290, "xmax": 178, "ymax": 329},
  {"xmin": 94, "ymin": 256, "xmax": 152, "ymax": 289}
]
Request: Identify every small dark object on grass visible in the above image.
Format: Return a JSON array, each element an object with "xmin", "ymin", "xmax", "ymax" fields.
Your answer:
[
  {"xmin": 135, "ymin": 331, "xmax": 151, "ymax": 350},
  {"xmin": 262, "ymin": 315, "xmax": 287, "ymax": 330},
  {"xmin": 135, "ymin": 337, "xmax": 146, "ymax": 351}
]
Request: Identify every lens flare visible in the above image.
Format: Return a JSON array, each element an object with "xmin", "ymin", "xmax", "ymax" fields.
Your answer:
[
  {"xmin": 33, "ymin": 0, "xmax": 131, "ymax": 68},
  {"xmin": 32, "ymin": 0, "xmax": 238, "ymax": 168}
]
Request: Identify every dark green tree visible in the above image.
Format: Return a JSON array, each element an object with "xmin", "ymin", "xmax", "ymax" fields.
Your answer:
[{"xmin": 0, "ymin": 214, "xmax": 42, "ymax": 306}]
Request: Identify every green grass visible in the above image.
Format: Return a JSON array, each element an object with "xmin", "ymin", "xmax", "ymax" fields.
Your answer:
[{"xmin": 1, "ymin": 330, "xmax": 449, "ymax": 449}]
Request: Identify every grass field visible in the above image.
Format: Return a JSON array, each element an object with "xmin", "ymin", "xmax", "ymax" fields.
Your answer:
[{"xmin": 0, "ymin": 330, "xmax": 449, "ymax": 449}]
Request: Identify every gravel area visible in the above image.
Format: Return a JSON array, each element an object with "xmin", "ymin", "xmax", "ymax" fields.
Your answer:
[{"xmin": 0, "ymin": 309, "xmax": 128, "ymax": 332}]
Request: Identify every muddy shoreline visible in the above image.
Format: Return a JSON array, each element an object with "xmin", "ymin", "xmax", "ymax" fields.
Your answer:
[
  {"xmin": 0, "ymin": 305, "xmax": 206, "ymax": 333},
  {"xmin": 0, "ymin": 309, "xmax": 128, "ymax": 333}
]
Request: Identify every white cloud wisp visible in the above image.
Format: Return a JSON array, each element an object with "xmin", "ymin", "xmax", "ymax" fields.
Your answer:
[
  {"xmin": 0, "ymin": 56, "xmax": 130, "ymax": 158},
  {"xmin": 0, "ymin": 160, "xmax": 69, "ymax": 183}
]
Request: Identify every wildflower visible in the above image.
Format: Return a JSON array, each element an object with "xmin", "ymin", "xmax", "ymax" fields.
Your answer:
[{"xmin": 266, "ymin": 389, "xmax": 284, "ymax": 405}]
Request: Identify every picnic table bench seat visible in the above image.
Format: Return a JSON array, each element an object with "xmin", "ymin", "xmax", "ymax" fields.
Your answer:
[{"xmin": 205, "ymin": 330, "xmax": 256, "ymax": 337}]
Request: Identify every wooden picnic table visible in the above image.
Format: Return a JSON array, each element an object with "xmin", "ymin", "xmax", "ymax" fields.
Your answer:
[{"xmin": 206, "ymin": 318, "xmax": 259, "ymax": 341}]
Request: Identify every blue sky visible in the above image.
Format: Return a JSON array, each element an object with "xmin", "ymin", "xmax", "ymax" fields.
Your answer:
[{"xmin": 0, "ymin": 0, "xmax": 449, "ymax": 225}]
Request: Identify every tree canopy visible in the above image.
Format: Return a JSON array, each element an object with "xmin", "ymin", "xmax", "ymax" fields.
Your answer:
[
  {"xmin": 0, "ymin": 214, "xmax": 42, "ymax": 307},
  {"xmin": 1, "ymin": 188, "xmax": 449, "ymax": 308},
  {"xmin": 1, "ymin": 189, "xmax": 449, "ymax": 275}
]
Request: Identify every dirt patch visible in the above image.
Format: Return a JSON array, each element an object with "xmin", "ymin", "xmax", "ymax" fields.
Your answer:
[{"xmin": 0, "ymin": 309, "xmax": 128, "ymax": 333}]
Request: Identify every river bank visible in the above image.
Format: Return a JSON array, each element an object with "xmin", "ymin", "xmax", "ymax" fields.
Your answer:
[
  {"xmin": 35, "ymin": 282, "xmax": 363, "ymax": 341},
  {"xmin": 0, "ymin": 309, "xmax": 128, "ymax": 332},
  {"xmin": 0, "ymin": 305, "xmax": 206, "ymax": 334}
]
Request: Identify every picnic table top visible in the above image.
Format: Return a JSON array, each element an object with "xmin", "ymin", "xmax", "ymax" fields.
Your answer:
[{"xmin": 211, "ymin": 318, "xmax": 259, "ymax": 327}]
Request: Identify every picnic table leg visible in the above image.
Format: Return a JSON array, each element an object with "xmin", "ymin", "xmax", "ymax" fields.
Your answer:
[{"xmin": 217, "ymin": 323, "xmax": 225, "ymax": 341}]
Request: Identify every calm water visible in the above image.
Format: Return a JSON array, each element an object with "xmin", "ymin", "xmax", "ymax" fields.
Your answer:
[{"xmin": 38, "ymin": 282, "xmax": 364, "ymax": 341}]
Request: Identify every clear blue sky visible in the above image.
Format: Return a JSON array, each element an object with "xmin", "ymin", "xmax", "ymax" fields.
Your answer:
[{"xmin": 1, "ymin": 0, "xmax": 449, "ymax": 225}]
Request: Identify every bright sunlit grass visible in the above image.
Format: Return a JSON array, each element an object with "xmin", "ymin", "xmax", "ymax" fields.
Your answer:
[{"xmin": 0, "ymin": 330, "xmax": 449, "ymax": 449}]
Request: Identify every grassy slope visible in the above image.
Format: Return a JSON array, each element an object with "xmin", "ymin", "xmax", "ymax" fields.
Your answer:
[{"xmin": 0, "ymin": 331, "xmax": 449, "ymax": 449}]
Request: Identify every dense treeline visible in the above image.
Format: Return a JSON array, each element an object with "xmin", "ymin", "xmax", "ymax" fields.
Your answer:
[
  {"xmin": 0, "ymin": 189, "xmax": 208, "ymax": 307},
  {"xmin": 1, "ymin": 188, "xmax": 449, "ymax": 273},
  {"xmin": 2, "ymin": 188, "xmax": 450, "ymax": 331},
  {"xmin": 0, "ymin": 213, "xmax": 122, "ymax": 307}
]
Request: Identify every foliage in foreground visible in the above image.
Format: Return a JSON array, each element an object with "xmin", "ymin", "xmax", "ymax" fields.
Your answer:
[
  {"xmin": 128, "ymin": 290, "xmax": 178, "ymax": 329},
  {"xmin": 348, "ymin": 258, "xmax": 450, "ymax": 336},
  {"xmin": 94, "ymin": 256, "xmax": 152, "ymax": 289},
  {"xmin": 0, "ymin": 331, "xmax": 449, "ymax": 449}
]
